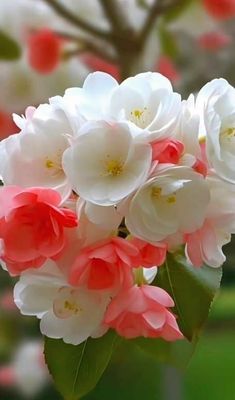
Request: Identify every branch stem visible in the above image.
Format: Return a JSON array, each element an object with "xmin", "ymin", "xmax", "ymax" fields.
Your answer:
[{"xmin": 44, "ymin": 0, "xmax": 112, "ymax": 41}]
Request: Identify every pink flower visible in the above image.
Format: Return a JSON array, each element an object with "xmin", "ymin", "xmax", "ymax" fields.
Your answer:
[
  {"xmin": 129, "ymin": 238, "xmax": 167, "ymax": 268},
  {"xmin": 104, "ymin": 285, "xmax": 183, "ymax": 340},
  {"xmin": 69, "ymin": 237, "xmax": 141, "ymax": 293},
  {"xmin": 0, "ymin": 186, "xmax": 78, "ymax": 275},
  {"xmin": 151, "ymin": 139, "xmax": 184, "ymax": 164}
]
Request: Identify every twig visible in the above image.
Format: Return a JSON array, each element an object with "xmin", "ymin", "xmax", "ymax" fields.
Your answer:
[
  {"xmin": 56, "ymin": 31, "xmax": 117, "ymax": 63},
  {"xmin": 44, "ymin": 0, "xmax": 112, "ymax": 42},
  {"xmin": 139, "ymin": 0, "xmax": 183, "ymax": 47},
  {"xmin": 99, "ymin": 0, "xmax": 131, "ymax": 35}
]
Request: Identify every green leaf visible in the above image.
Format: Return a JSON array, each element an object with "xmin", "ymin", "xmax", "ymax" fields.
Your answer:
[
  {"xmin": 163, "ymin": 0, "xmax": 195, "ymax": 23},
  {"xmin": 133, "ymin": 337, "xmax": 196, "ymax": 370},
  {"xmin": 158, "ymin": 25, "xmax": 179, "ymax": 58},
  {"xmin": 44, "ymin": 330, "xmax": 118, "ymax": 400},
  {"xmin": 0, "ymin": 30, "xmax": 21, "ymax": 60},
  {"xmin": 156, "ymin": 253, "xmax": 222, "ymax": 341}
]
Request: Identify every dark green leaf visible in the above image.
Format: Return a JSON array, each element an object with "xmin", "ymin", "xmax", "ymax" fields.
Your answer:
[
  {"xmin": 44, "ymin": 330, "xmax": 118, "ymax": 400},
  {"xmin": 133, "ymin": 337, "xmax": 196, "ymax": 370},
  {"xmin": 163, "ymin": 0, "xmax": 195, "ymax": 23},
  {"xmin": 156, "ymin": 253, "xmax": 222, "ymax": 341},
  {"xmin": 0, "ymin": 30, "xmax": 21, "ymax": 60}
]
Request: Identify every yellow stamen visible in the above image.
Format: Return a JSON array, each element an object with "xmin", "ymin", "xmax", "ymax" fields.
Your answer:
[
  {"xmin": 152, "ymin": 187, "xmax": 162, "ymax": 199},
  {"xmin": 221, "ymin": 127, "xmax": 235, "ymax": 139},
  {"xmin": 167, "ymin": 195, "xmax": 176, "ymax": 204},
  {"xmin": 106, "ymin": 159, "xmax": 123, "ymax": 176},
  {"xmin": 45, "ymin": 159, "xmax": 54, "ymax": 169},
  {"xmin": 131, "ymin": 109, "xmax": 144, "ymax": 119},
  {"xmin": 64, "ymin": 300, "xmax": 81, "ymax": 315}
]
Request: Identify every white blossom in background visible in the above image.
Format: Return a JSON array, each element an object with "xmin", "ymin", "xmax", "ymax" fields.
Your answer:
[
  {"xmin": 14, "ymin": 261, "xmax": 110, "ymax": 345},
  {"xmin": 13, "ymin": 341, "xmax": 48, "ymax": 398}
]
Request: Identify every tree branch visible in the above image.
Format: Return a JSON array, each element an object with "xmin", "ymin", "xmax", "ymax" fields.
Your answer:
[
  {"xmin": 61, "ymin": 37, "xmax": 117, "ymax": 63},
  {"xmin": 44, "ymin": 0, "xmax": 112, "ymax": 42},
  {"xmin": 139, "ymin": 0, "xmax": 183, "ymax": 47},
  {"xmin": 99, "ymin": 0, "xmax": 131, "ymax": 34},
  {"xmin": 55, "ymin": 30, "xmax": 117, "ymax": 62}
]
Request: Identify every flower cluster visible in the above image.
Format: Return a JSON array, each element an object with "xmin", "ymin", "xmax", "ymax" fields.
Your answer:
[{"xmin": 0, "ymin": 71, "xmax": 234, "ymax": 345}]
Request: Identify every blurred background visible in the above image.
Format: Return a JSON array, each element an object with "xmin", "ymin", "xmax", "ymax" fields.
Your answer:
[{"xmin": 0, "ymin": 0, "xmax": 235, "ymax": 399}]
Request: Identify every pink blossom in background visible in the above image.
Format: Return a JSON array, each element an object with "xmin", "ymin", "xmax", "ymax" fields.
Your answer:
[
  {"xmin": 0, "ymin": 110, "xmax": 18, "ymax": 140},
  {"xmin": 156, "ymin": 56, "xmax": 180, "ymax": 84},
  {"xmin": 27, "ymin": 29, "xmax": 62, "ymax": 74},
  {"xmin": 203, "ymin": 0, "xmax": 235, "ymax": 20},
  {"xmin": 0, "ymin": 186, "xmax": 78, "ymax": 274},
  {"xmin": 0, "ymin": 366, "xmax": 15, "ymax": 387},
  {"xmin": 105, "ymin": 284, "xmax": 183, "ymax": 340},
  {"xmin": 0, "ymin": 290, "xmax": 16, "ymax": 311},
  {"xmin": 81, "ymin": 54, "xmax": 120, "ymax": 81},
  {"xmin": 198, "ymin": 31, "xmax": 232, "ymax": 51}
]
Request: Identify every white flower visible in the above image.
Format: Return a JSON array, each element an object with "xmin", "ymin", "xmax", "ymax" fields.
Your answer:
[
  {"xmin": 196, "ymin": 78, "xmax": 235, "ymax": 183},
  {"xmin": 62, "ymin": 120, "xmax": 152, "ymax": 206},
  {"xmin": 63, "ymin": 71, "xmax": 181, "ymax": 141},
  {"xmin": 176, "ymin": 94, "xmax": 201, "ymax": 157},
  {"xmin": 109, "ymin": 72, "xmax": 181, "ymax": 140},
  {"xmin": 14, "ymin": 261, "xmax": 110, "ymax": 345},
  {"xmin": 83, "ymin": 201, "xmax": 123, "ymax": 231},
  {"xmin": 13, "ymin": 341, "xmax": 48, "ymax": 397},
  {"xmin": 186, "ymin": 173, "xmax": 235, "ymax": 268},
  {"xmin": 126, "ymin": 165, "xmax": 210, "ymax": 242},
  {"xmin": 0, "ymin": 102, "xmax": 74, "ymax": 201}
]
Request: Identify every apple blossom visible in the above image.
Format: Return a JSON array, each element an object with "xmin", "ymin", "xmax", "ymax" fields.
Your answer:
[
  {"xmin": 69, "ymin": 237, "xmax": 141, "ymax": 293},
  {"xmin": 186, "ymin": 173, "xmax": 235, "ymax": 268},
  {"xmin": 0, "ymin": 102, "xmax": 74, "ymax": 200},
  {"xmin": 126, "ymin": 165, "xmax": 210, "ymax": 242},
  {"xmin": 129, "ymin": 238, "xmax": 167, "ymax": 268},
  {"xmin": 104, "ymin": 285, "xmax": 183, "ymax": 340},
  {"xmin": 197, "ymin": 78, "xmax": 235, "ymax": 183},
  {"xmin": 63, "ymin": 71, "xmax": 181, "ymax": 141},
  {"xmin": 14, "ymin": 261, "xmax": 110, "ymax": 345},
  {"xmin": 62, "ymin": 120, "xmax": 152, "ymax": 206},
  {"xmin": 0, "ymin": 186, "xmax": 77, "ymax": 274}
]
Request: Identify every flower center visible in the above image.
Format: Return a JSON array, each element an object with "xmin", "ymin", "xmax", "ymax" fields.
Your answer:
[
  {"xmin": 45, "ymin": 150, "xmax": 64, "ymax": 178},
  {"xmin": 53, "ymin": 287, "xmax": 82, "ymax": 319},
  {"xmin": 103, "ymin": 156, "xmax": 124, "ymax": 177},
  {"xmin": 129, "ymin": 107, "xmax": 150, "ymax": 128},
  {"xmin": 151, "ymin": 186, "xmax": 176, "ymax": 204},
  {"xmin": 220, "ymin": 127, "xmax": 235, "ymax": 141}
]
